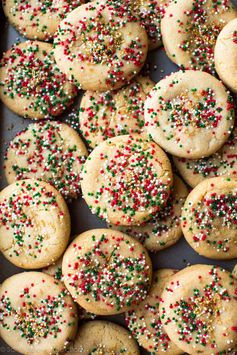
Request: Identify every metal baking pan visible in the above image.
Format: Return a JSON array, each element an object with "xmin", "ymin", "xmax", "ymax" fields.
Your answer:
[{"xmin": 0, "ymin": 2, "xmax": 237, "ymax": 354}]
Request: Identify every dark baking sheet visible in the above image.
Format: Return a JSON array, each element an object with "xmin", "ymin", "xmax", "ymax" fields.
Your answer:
[{"xmin": 0, "ymin": 2, "xmax": 237, "ymax": 354}]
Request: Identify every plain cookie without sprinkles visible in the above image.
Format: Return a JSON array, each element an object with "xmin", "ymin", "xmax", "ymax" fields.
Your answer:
[
  {"xmin": 62, "ymin": 229, "xmax": 152, "ymax": 315},
  {"xmin": 4, "ymin": 121, "xmax": 88, "ymax": 200},
  {"xmin": 0, "ymin": 41, "xmax": 77, "ymax": 120},
  {"xmin": 144, "ymin": 70, "xmax": 235, "ymax": 159},
  {"xmin": 53, "ymin": 1, "xmax": 148, "ymax": 91}
]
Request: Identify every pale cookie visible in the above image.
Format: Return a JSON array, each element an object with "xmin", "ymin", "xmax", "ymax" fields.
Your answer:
[
  {"xmin": 109, "ymin": 175, "xmax": 188, "ymax": 252},
  {"xmin": 2, "ymin": 0, "xmax": 85, "ymax": 41},
  {"xmin": 144, "ymin": 70, "xmax": 235, "ymax": 159},
  {"xmin": 79, "ymin": 76, "xmax": 154, "ymax": 148},
  {"xmin": 126, "ymin": 269, "xmax": 182, "ymax": 355},
  {"xmin": 42, "ymin": 257, "xmax": 96, "ymax": 321},
  {"xmin": 173, "ymin": 126, "xmax": 237, "ymax": 188},
  {"xmin": 161, "ymin": 0, "xmax": 237, "ymax": 74},
  {"xmin": 0, "ymin": 272, "xmax": 78, "ymax": 355},
  {"xmin": 66, "ymin": 320, "xmax": 140, "ymax": 355},
  {"xmin": 4, "ymin": 121, "xmax": 88, "ymax": 200},
  {"xmin": 81, "ymin": 134, "xmax": 173, "ymax": 226},
  {"xmin": 62, "ymin": 229, "xmax": 152, "ymax": 315},
  {"xmin": 53, "ymin": 1, "xmax": 148, "ymax": 91},
  {"xmin": 0, "ymin": 179, "xmax": 70, "ymax": 269},
  {"xmin": 160, "ymin": 264, "xmax": 237, "ymax": 354},
  {"xmin": 0, "ymin": 41, "xmax": 77, "ymax": 120},
  {"xmin": 181, "ymin": 176, "xmax": 237, "ymax": 259},
  {"xmin": 215, "ymin": 18, "xmax": 237, "ymax": 93}
]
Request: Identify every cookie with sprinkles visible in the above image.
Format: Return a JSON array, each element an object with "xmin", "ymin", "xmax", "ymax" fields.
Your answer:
[
  {"xmin": 160, "ymin": 264, "xmax": 237, "ymax": 354},
  {"xmin": 81, "ymin": 134, "xmax": 173, "ymax": 225},
  {"xmin": 0, "ymin": 179, "xmax": 70, "ymax": 269},
  {"xmin": 215, "ymin": 18, "xmax": 237, "ymax": 94},
  {"xmin": 108, "ymin": 175, "xmax": 188, "ymax": 252},
  {"xmin": 62, "ymin": 229, "xmax": 152, "ymax": 315},
  {"xmin": 2, "ymin": 0, "xmax": 86, "ymax": 41},
  {"xmin": 0, "ymin": 41, "xmax": 77, "ymax": 120},
  {"xmin": 0, "ymin": 272, "xmax": 78, "ymax": 354},
  {"xmin": 144, "ymin": 70, "xmax": 235, "ymax": 159},
  {"xmin": 42, "ymin": 256, "xmax": 96, "ymax": 321},
  {"xmin": 79, "ymin": 76, "xmax": 154, "ymax": 148},
  {"xmin": 67, "ymin": 320, "xmax": 140, "ymax": 354},
  {"xmin": 173, "ymin": 126, "xmax": 237, "ymax": 188},
  {"xmin": 161, "ymin": 0, "xmax": 237, "ymax": 74},
  {"xmin": 4, "ymin": 121, "xmax": 88, "ymax": 200},
  {"xmin": 53, "ymin": 1, "xmax": 148, "ymax": 91},
  {"xmin": 182, "ymin": 176, "xmax": 237, "ymax": 259},
  {"xmin": 126, "ymin": 269, "xmax": 182, "ymax": 355}
]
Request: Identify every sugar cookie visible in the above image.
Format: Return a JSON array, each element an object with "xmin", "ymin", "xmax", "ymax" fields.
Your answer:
[
  {"xmin": 0, "ymin": 41, "xmax": 77, "ymax": 120},
  {"xmin": 53, "ymin": 1, "xmax": 148, "ymax": 91},
  {"xmin": 4, "ymin": 121, "xmax": 88, "ymax": 200},
  {"xmin": 160, "ymin": 264, "xmax": 237, "ymax": 354},
  {"xmin": 144, "ymin": 70, "xmax": 235, "ymax": 159},
  {"xmin": 2, "ymin": 0, "xmax": 85, "ymax": 41},
  {"xmin": 0, "ymin": 272, "xmax": 78, "ymax": 354},
  {"xmin": 181, "ymin": 176, "xmax": 237, "ymax": 259},
  {"xmin": 62, "ymin": 229, "xmax": 152, "ymax": 315},
  {"xmin": 81, "ymin": 134, "xmax": 173, "ymax": 225},
  {"xmin": 0, "ymin": 179, "xmax": 70, "ymax": 269},
  {"xmin": 173, "ymin": 127, "xmax": 237, "ymax": 188},
  {"xmin": 126, "ymin": 269, "xmax": 182, "ymax": 354},
  {"xmin": 215, "ymin": 18, "xmax": 237, "ymax": 94},
  {"xmin": 79, "ymin": 76, "xmax": 154, "ymax": 148},
  {"xmin": 109, "ymin": 175, "xmax": 188, "ymax": 252},
  {"xmin": 67, "ymin": 320, "xmax": 139, "ymax": 355},
  {"xmin": 161, "ymin": 0, "xmax": 237, "ymax": 74}
]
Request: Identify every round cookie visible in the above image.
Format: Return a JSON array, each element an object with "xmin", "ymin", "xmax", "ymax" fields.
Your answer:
[
  {"xmin": 0, "ymin": 41, "xmax": 77, "ymax": 120},
  {"xmin": 81, "ymin": 134, "xmax": 173, "ymax": 226},
  {"xmin": 2, "ymin": 0, "xmax": 85, "ymax": 41},
  {"xmin": 53, "ymin": 1, "xmax": 148, "ymax": 91},
  {"xmin": 161, "ymin": 0, "xmax": 237, "ymax": 74},
  {"xmin": 160, "ymin": 264, "xmax": 237, "ymax": 354},
  {"xmin": 0, "ymin": 179, "xmax": 70, "ymax": 269},
  {"xmin": 126, "ymin": 269, "xmax": 182, "ymax": 354},
  {"xmin": 79, "ymin": 76, "xmax": 154, "ymax": 148},
  {"xmin": 144, "ymin": 70, "xmax": 235, "ymax": 159},
  {"xmin": 4, "ymin": 121, "xmax": 88, "ymax": 200},
  {"xmin": 62, "ymin": 229, "xmax": 152, "ymax": 315},
  {"xmin": 0, "ymin": 272, "xmax": 78, "ymax": 354},
  {"xmin": 109, "ymin": 175, "xmax": 188, "ymax": 252},
  {"xmin": 67, "ymin": 321, "xmax": 140, "ymax": 355},
  {"xmin": 181, "ymin": 176, "xmax": 237, "ymax": 259},
  {"xmin": 215, "ymin": 18, "xmax": 237, "ymax": 93},
  {"xmin": 42, "ymin": 257, "xmax": 96, "ymax": 321},
  {"xmin": 173, "ymin": 126, "xmax": 237, "ymax": 188}
]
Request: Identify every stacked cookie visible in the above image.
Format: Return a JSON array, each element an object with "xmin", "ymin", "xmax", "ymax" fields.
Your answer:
[{"xmin": 1, "ymin": 0, "xmax": 237, "ymax": 354}]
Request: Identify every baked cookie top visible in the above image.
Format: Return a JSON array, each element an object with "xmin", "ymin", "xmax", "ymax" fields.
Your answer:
[
  {"xmin": 160, "ymin": 264, "xmax": 237, "ymax": 354},
  {"xmin": 0, "ymin": 272, "xmax": 78, "ymax": 355},
  {"xmin": 62, "ymin": 229, "xmax": 152, "ymax": 315},
  {"xmin": 109, "ymin": 175, "xmax": 188, "ymax": 252},
  {"xmin": 182, "ymin": 176, "xmax": 237, "ymax": 259},
  {"xmin": 2, "ymin": 0, "xmax": 85, "ymax": 41},
  {"xmin": 144, "ymin": 70, "xmax": 235, "ymax": 159},
  {"xmin": 79, "ymin": 76, "xmax": 154, "ymax": 148},
  {"xmin": 81, "ymin": 134, "xmax": 173, "ymax": 225},
  {"xmin": 126, "ymin": 269, "xmax": 182, "ymax": 355},
  {"xmin": 161, "ymin": 0, "xmax": 237, "ymax": 74},
  {"xmin": 4, "ymin": 121, "xmax": 88, "ymax": 200},
  {"xmin": 0, "ymin": 41, "xmax": 77, "ymax": 119},
  {"xmin": 173, "ymin": 126, "xmax": 237, "ymax": 188},
  {"xmin": 0, "ymin": 179, "xmax": 70, "ymax": 269},
  {"xmin": 67, "ymin": 320, "xmax": 140, "ymax": 355},
  {"xmin": 53, "ymin": 1, "xmax": 148, "ymax": 91}
]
